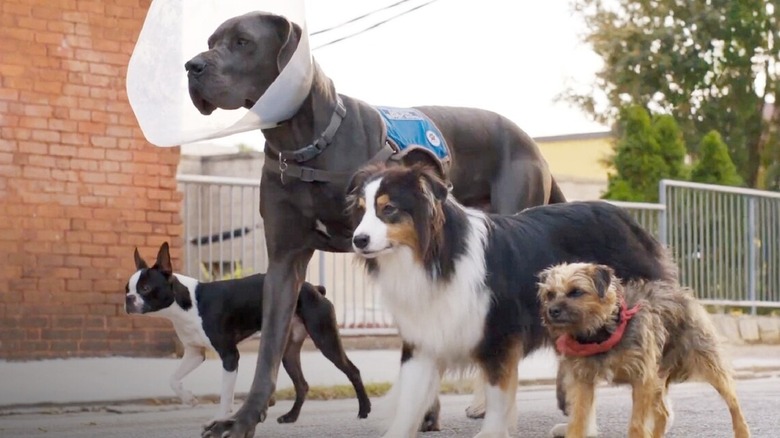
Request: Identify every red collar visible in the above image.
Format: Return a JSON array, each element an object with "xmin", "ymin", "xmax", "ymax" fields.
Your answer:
[{"xmin": 555, "ymin": 295, "xmax": 641, "ymax": 357}]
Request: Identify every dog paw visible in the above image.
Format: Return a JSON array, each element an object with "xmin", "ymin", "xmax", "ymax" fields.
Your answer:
[
  {"xmin": 201, "ymin": 418, "xmax": 232, "ymax": 437},
  {"xmin": 200, "ymin": 420, "xmax": 253, "ymax": 438},
  {"xmin": 276, "ymin": 410, "xmax": 299, "ymax": 424},
  {"xmin": 465, "ymin": 404, "xmax": 486, "ymax": 419},
  {"xmin": 357, "ymin": 401, "xmax": 371, "ymax": 419},
  {"xmin": 549, "ymin": 423, "xmax": 567, "ymax": 438},
  {"xmin": 203, "ymin": 411, "xmax": 232, "ymax": 429},
  {"xmin": 549, "ymin": 422, "xmax": 598, "ymax": 438},
  {"xmin": 201, "ymin": 409, "xmax": 264, "ymax": 438}
]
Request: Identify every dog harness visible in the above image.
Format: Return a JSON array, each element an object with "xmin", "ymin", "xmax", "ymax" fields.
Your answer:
[
  {"xmin": 555, "ymin": 295, "xmax": 642, "ymax": 357},
  {"xmin": 264, "ymin": 96, "xmax": 398, "ymax": 184},
  {"xmin": 375, "ymin": 106, "xmax": 451, "ymax": 178},
  {"xmin": 263, "ymin": 93, "xmax": 452, "ymax": 184}
]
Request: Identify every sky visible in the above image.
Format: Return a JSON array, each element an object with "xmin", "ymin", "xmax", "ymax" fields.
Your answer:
[{"xmin": 191, "ymin": 0, "xmax": 610, "ymax": 151}]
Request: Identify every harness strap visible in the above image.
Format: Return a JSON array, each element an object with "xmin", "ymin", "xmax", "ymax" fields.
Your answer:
[
  {"xmin": 277, "ymin": 97, "xmax": 347, "ymax": 163},
  {"xmin": 264, "ymin": 141, "xmax": 398, "ymax": 183}
]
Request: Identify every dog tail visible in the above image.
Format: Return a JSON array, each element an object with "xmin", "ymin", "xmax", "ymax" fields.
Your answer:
[
  {"xmin": 547, "ymin": 178, "xmax": 567, "ymax": 204},
  {"xmin": 614, "ymin": 206, "xmax": 679, "ymax": 283}
]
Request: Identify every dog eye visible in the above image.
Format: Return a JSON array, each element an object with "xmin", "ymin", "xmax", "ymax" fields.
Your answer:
[
  {"xmin": 545, "ymin": 291, "xmax": 556, "ymax": 301},
  {"xmin": 235, "ymin": 38, "xmax": 249, "ymax": 47},
  {"xmin": 382, "ymin": 204, "xmax": 398, "ymax": 216},
  {"xmin": 567, "ymin": 289, "xmax": 584, "ymax": 298},
  {"xmin": 140, "ymin": 284, "xmax": 151, "ymax": 294}
]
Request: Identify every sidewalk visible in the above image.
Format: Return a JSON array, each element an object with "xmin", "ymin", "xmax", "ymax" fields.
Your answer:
[{"xmin": 1, "ymin": 344, "xmax": 779, "ymax": 409}]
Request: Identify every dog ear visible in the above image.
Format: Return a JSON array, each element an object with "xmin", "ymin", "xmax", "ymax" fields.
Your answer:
[
  {"xmin": 592, "ymin": 265, "xmax": 614, "ymax": 298},
  {"xmin": 269, "ymin": 15, "xmax": 301, "ymax": 72},
  {"xmin": 537, "ymin": 267, "xmax": 550, "ymax": 285},
  {"xmin": 346, "ymin": 164, "xmax": 383, "ymax": 198},
  {"xmin": 315, "ymin": 285, "xmax": 326, "ymax": 296},
  {"xmin": 415, "ymin": 165, "xmax": 448, "ymax": 202},
  {"xmin": 153, "ymin": 242, "xmax": 173, "ymax": 277},
  {"xmin": 345, "ymin": 168, "xmax": 368, "ymax": 198},
  {"xmin": 134, "ymin": 248, "xmax": 148, "ymax": 270},
  {"xmin": 535, "ymin": 268, "xmax": 553, "ymax": 298}
]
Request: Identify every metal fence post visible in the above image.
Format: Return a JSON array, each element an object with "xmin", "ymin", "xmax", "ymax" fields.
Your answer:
[
  {"xmin": 318, "ymin": 251, "xmax": 326, "ymax": 287},
  {"xmin": 658, "ymin": 179, "xmax": 668, "ymax": 247},
  {"xmin": 747, "ymin": 197, "xmax": 757, "ymax": 315}
]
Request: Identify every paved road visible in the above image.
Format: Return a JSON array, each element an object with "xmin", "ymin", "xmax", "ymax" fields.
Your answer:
[{"xmin": 2, "ymin": 378, "xmax": 778, "ymax": 437}]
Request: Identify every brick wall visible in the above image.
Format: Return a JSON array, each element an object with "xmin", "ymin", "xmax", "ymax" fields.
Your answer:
[{"xmin": 0, "ymin": 0, "xmax": 183, "ymax": 359}]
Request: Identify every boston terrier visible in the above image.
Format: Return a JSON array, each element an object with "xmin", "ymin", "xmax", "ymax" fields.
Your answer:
[{"xmin": 124, "ymin": 242, "xmax": 371, "ymax": 424}]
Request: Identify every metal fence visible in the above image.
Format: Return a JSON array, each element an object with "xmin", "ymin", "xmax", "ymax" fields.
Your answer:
[
  {"xmin": 607, "ymin": 200, "xmax": 665, "ymax": 237},
  {"xmin": 660, "ymin": 180, "xmax": 780, "ymax": 312},
  {"xmin": 177, "ymin": 174, "xmax": 780, "ymax": 335},
  {"xmin": 177, "ymin": 174, "xmax": 391, "ymax": 333},
  {"xmin": 178, "ymin": 174, "xmax": 267, "ymax": 282}
]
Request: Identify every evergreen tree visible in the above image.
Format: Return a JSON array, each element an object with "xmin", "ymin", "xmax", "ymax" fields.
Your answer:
[
  {"xmin": 603, "ymin": 106, "xmax": 678, "ymax": 202},
  {"xmin": 653, "ymin": 114, "xmax": 688, "ymax": 181},
  {"xmin": 690, "ymin": 131, "xmax": 744, "ymax": 187}
]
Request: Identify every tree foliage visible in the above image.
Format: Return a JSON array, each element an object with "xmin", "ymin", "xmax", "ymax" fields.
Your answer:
[
  {"xmin": 603, "ymin": 105, "xmax": 687, "ymax": 201},
  {"xmin": 565, "ymin": 0, "xmax": 780, "ymax": 188},
  {"xmin": 653, "ymin": 113, "xmax": 688, "ymax": 181},
  {"xmin": 691, "ymin": 130, "xmax": 744, "ymax": 186}
]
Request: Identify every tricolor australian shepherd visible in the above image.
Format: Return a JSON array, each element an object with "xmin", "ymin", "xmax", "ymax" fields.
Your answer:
[{"xmin": 346, "ymin": 164, "xmax": 676, "ymax": 438}]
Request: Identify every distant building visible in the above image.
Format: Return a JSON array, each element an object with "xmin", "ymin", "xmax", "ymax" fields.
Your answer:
[{"xmin": 534, "ymin": 131, "xmax": 612, "ymax": 201}]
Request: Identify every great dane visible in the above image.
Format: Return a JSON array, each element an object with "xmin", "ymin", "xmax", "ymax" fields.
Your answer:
[{"xmin": 185, "ymin": 11, "xmax": 566, "ymax": 438}]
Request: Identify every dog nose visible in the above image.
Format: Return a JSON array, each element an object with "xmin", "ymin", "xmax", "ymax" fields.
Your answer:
[
  {"xmin": 353, "ymin": 234, "xmax": 370, "ymax": 250},
  {"xmin": 185, "ymin": 57, "xmax": 206, "ymax": 76},
  {"xmin": 125, "ymin": 295, "xmax": 136, "ymax": 313},
  {"xmin": 548, "ymin": 306, "xmax": 562, "ymax": 319}
]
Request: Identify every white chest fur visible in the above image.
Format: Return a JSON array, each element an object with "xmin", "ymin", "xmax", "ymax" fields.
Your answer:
[
  {"xmin": 155, "ymin": 275, "xmax": 214, "ymax": 350},
  {"xmin": 372, "ymin": 213, "xmax": 491, "ymax": 368}
]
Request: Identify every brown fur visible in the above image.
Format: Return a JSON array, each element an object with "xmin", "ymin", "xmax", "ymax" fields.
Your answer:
[
  {"xmin": 386, "ymin": 220, "xmax": 421, "ymax": 261},
  {"xmin": 376, "ymin": 194, "xmax": 390, "ymax": 209},
  {"xmin": 538, "ymin": 262, "xmax": 751, "ymax": 438},
  {"xmin": 377, "ymin": 192, "xmax": 424, "ymax": 262}
]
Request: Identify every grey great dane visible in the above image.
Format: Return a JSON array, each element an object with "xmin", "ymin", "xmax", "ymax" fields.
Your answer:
[{"xmin": 185, "ymin": 11, "xmax": 566, "ymax": 438}]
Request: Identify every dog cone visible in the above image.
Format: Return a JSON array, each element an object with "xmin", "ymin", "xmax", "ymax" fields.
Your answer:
[{"xmin": 126, "ymin": 0, "xmax": 312, "ymax": 147}]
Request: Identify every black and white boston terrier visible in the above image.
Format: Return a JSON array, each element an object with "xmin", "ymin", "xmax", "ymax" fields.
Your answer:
[{"xmin": 124, "ymin": 242, "xmax": 371, "ymax": 424}]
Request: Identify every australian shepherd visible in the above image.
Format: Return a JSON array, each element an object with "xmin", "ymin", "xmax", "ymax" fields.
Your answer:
[{"xmin": 345, "ymin": 164, "xmax": 677, "ymax": 438}]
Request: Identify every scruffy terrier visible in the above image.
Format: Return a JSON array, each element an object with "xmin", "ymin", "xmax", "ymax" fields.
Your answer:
[{"xmin": 537, "ymin": 262, "xmax": 750, "ymax": 438}]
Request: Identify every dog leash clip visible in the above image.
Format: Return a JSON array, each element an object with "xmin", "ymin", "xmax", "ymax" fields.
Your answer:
[{"xmin": 279, "ymin": 153, "xmax": 288, "ymax": 184}]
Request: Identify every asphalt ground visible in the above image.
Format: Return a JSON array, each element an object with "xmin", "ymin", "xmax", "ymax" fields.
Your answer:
[{"xmin": 2, "ymin": 377, "xmax": 778, "ymax": 437}]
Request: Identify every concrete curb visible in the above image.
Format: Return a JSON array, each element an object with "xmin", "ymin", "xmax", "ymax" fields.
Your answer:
[{"xmin": 710, "ymin": 314, "xmax": 780, "ymax": 344}]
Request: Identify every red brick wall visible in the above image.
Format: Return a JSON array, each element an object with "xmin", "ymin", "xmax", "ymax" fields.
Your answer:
[{"xmin": 0, "ymin": 0, "xmax": 183, "ymax": 359}]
